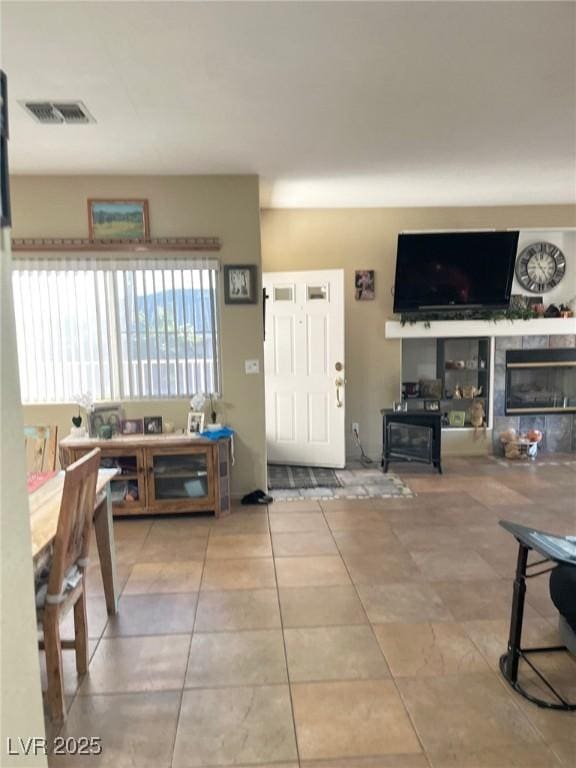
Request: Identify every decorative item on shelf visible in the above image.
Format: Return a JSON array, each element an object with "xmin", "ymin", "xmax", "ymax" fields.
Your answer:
[
  {"xmin": 208, "ymin": 393, "xmax": 221, "ymax": 425},
  {"xmin": 479, "ymin": 359, "xmax": 487, "ymax": 370},
  {"xmin": 223, "ymin": 264, "xmax": 258, "ymax": 304},
  {"xmin": 399, "ymin": 305, "xmax": 540, "ymax": 327},
  {"xmin": 144, "ymin": 416, "xmax": 163, "ymax": 435},
  {"xmin": 403, "ymin": 382, "xmax": 419, "ymax": 399},
  {"xmin": 544, "ymin": 304, "xmax": 561, "ymax": 318},
  {"xmin": 448, "ymin": 411, "xmax": 466, "ymax": 427},
  {"xmin": 121, "ymin": 418, "xmax": 144, "ymax": 435},
  {"xmin": 419, "ymin": 379, "xmax": 442, "ymax": 399},
  {"xmin": 70, "ymin": 392, "xmax": 93, "ymax": 437},
  {"xmin": 89, "ymin": 405, "xmax": 123, "ymax": 438},
  {"xmin": 392, "ymin": 400, "xmax": 407, "ymax": 412},
  {"xmin": 187, "ymin": 411, "xmax": 205, "ymax": 437},
  {"xmin": 468, "ymin": 400, "xmax": 487, "ymax": 439},
  {"xmin": 462, "ymin": 384, "xmax": 483, "ymax": 399},
  {"xmin": 189, "ymin": 391, "xmax": 223, "ymax": 427},
  {"xmin": 88, "ymin": 199, "xmax": 149, "ymax": 240},
  {"xmin": 424, "ymin": 400, "xmax": 440, "ymax": 411},
  {"xmin": 510, "ymin": 294, "xmax": 529, "ymax": 311},
  {"xmin": 453, "ymin": 384, "xmax": 463, "ymax": 399},
  {"xmin": 559, "ymin": 304, "xmax": 574, "ymax": 319},
  {"xmin": 164, "ymin": 420, "xmax": 175, "ymax": 434},
  {"xmin": 465, "ymin": 359, "xmax": 478, "ymax": 370},
  {"xmin": 355, "ymin": 270, "xmax": 375, "ymax": 300}
]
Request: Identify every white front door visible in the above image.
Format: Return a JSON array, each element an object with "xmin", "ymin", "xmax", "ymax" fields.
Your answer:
[{"xmin": 263, "ymin": 269, "xmax": 345, "ymax": 468}]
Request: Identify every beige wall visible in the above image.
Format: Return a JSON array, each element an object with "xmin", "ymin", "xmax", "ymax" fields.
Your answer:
[
  {"xmin": 261, "ymin": 205, "xmax": 576, "ymax": 459},
  {"xmin": 11, "ymin": 175, "xmax": 266, "ymax": 495},
  {"xmin": 1, "ymin": 229, "xmax": 48, "ymax": 767}
]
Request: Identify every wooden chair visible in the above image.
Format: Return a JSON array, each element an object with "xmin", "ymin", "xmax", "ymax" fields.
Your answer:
[
  {"xmin": 36, "ymin": 448, "xmax": 100, "ymax": 721},
  {"xmin": 25, "ymin": 425, "xmax": 58, "ymax": 473}
]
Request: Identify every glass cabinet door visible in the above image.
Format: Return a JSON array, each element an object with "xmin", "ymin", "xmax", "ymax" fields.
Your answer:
[
  {"xmin": 99, "ymin": 450, "xmax": 145, "ymax": 511},
  {"xmin": 150, "ymin": 449, "xmax": 212, "ymax": 503}
]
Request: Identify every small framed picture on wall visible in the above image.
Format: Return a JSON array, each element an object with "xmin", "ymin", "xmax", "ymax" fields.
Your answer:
[
  {"xmin": 223, "ymin": 265, "xmax": 258, "ymax": 304},
  {"xmin": 355, "ymin": 270, "xmax": 375, "ymax": 300}
]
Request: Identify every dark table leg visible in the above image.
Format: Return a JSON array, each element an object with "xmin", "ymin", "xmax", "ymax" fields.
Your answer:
[{"xmin": 502, "ymin": 543, "xmax": 529, "ymax": 684}]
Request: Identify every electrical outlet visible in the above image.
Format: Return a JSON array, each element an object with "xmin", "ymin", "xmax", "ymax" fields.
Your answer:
[
  {"xmin": 352, "ymin": 422, "xmax": 359, "ymax": 436},
  {"xmin": 245, "ymin": 359, "xmax": 260, "ymax": 374}
]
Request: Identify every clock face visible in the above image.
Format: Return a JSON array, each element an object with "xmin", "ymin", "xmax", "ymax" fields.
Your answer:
[{"xmin": 515, "ymin": 241, "xmax": 566, "ymax": 294}]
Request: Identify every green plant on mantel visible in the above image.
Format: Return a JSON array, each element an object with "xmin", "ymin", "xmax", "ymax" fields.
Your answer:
[{"xmin": 399, "ymin": 307, "xmax": 537, "ymax": 328}]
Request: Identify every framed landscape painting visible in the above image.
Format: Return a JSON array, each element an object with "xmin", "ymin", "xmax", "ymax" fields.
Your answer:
[{"xmin": 88, "ymin": 199, "xmax": 149, "ymax": 240}]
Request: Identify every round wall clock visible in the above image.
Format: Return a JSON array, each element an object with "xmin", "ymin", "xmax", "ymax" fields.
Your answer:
[{"xmin": 515, "ymin": 241, "xmax": 566, "ymax": 294}]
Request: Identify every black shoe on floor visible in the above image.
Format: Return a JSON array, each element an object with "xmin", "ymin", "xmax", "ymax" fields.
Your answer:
[{"xmin": 241, "ymin": 489, "xmax": 274, "ymax": 505}]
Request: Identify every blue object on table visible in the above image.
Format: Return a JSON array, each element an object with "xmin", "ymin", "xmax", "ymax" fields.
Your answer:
[{"xmin": 200, "ymin": 426, "xmax": 235, "ymax": 440}]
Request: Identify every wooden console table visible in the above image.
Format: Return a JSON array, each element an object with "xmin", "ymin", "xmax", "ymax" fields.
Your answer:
[{"xmin": 60, "ymin": 434, "xmax": 231, "ymax": 518}]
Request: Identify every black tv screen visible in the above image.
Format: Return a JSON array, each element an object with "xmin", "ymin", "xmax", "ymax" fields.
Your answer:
[{"xmin": 393, "ymin": 231, "xmax": 519, "ymax": 313}]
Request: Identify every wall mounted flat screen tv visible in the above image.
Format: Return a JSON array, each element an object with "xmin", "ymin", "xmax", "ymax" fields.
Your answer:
[{"xmin": 393, "ymin": 231, "xmax": 519, "ymax": 313}]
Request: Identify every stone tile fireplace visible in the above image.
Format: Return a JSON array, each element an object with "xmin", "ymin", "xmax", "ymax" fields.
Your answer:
[{"xmin": 493, "ymin": 334, "xmax": 576, "ymax": 453}]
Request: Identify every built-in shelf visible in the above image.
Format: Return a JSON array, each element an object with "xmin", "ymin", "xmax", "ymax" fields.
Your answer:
[{"xmin": 386, "ymin": 318, "xmax": 576, "ymax": 339}]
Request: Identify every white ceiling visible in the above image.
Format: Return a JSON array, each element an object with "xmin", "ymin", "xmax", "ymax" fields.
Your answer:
[{"xmin": 1, "ymin": 1, "xmax": 575, "ymax": 208}]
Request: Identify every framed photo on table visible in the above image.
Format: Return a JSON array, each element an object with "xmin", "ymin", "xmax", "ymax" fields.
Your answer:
[
  {"xmin": 187, "ymin": 412, "xmax": 205, "ymax": 436},
  {"xmin": 89, "ymin": 406, "xmax": 123, "ymax": 437},
  {"xmin": 121, "ymin": 418, "xmax": 144, "ymax": 435},
  {"xmin": 223, "ymin": 265, "xmax": 257, "ymax": 304},
  {"xmin": 144, "ymin": 416, "xmax": 163, "ymax": 434}
]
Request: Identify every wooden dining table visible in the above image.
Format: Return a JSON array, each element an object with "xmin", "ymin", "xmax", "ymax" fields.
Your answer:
[{"xmin": 29, "ymin": 468, "xmax": 120, "ymax": 614}]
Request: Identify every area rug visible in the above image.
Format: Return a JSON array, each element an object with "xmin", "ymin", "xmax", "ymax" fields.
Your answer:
[
  {"xmin": 268, "ymin": 464, "xmax": 342, "ymax": 490},
  {"xmin": 267, "ymin": 463, "xmax": 415, "ymax": 501}
]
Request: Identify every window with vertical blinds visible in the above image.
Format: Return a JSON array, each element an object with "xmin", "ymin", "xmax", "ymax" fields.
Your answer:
[{"xmin": 12, "ymin": 256, "xmax": 221, "ymax": 403}]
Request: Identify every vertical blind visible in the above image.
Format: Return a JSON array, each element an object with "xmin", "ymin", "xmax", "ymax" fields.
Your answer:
[{"xmin": 12, "ymin": 256, "xmax": 221, "ymax": 403}]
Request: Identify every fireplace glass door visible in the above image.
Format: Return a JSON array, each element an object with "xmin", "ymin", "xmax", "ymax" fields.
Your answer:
[
  {"xmin": 506, "ymin": 349, "xmax": 576, "ymax": 414},
  {"xmin": 507, "ymin": 365, "xmax": 576, "ymax": 413},
  {"xmin": 386, "ymin": 422, "xmax": 433, "ymax": 463}
]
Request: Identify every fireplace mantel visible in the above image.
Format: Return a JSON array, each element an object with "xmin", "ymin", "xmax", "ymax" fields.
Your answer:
[{"xmin": 385, "ymin": 318, "xmax": 576, "ymax": 340}]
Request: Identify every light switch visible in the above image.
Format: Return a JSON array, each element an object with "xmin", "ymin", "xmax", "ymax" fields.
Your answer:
[{"xmin": 245, "ymin": 359, "xmax": 260, "ymax": 374}]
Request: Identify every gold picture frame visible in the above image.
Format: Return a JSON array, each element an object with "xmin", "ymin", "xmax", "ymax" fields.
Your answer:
[{"xmin": 88, "ymin": 199, "xmax": 150, "ymax": 240}]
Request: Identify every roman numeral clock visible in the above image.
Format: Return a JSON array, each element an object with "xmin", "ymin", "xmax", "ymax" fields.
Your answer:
[{"xmin": 515, "ymin": 241, "xmax": 566, "ymax": 293}]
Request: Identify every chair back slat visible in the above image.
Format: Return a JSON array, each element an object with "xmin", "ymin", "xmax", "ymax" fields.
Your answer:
[
  {"xmin": 24, "ymin": 425, "xmax": 58, "ymax": 473},
  {"xmin": 47, "ymin": 448, "xmax": 100, "ymax": 598}
]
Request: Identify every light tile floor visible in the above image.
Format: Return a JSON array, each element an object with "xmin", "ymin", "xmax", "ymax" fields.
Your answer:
[{"xmin": 45, "ymin": 455, "xmax": 576, "ymax": 767}]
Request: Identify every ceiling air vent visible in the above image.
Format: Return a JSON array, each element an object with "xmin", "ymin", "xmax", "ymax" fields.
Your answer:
[{"xmin": 21, "ymin": 101, "xmax": 95, "ymax": 124}]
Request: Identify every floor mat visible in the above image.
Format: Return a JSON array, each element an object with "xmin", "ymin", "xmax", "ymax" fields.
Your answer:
[
  {"xmin": 268, "ymin": 464, "xmax": 342, "ymax": 490},
  {"xmin": 268, "ymin": 462, "xmax": 415, "ymax": 501}
]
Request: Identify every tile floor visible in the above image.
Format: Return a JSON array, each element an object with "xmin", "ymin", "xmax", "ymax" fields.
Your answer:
[{"xmin": 44, "ymin": 455, "xmax": 576, "ymax": 767}]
